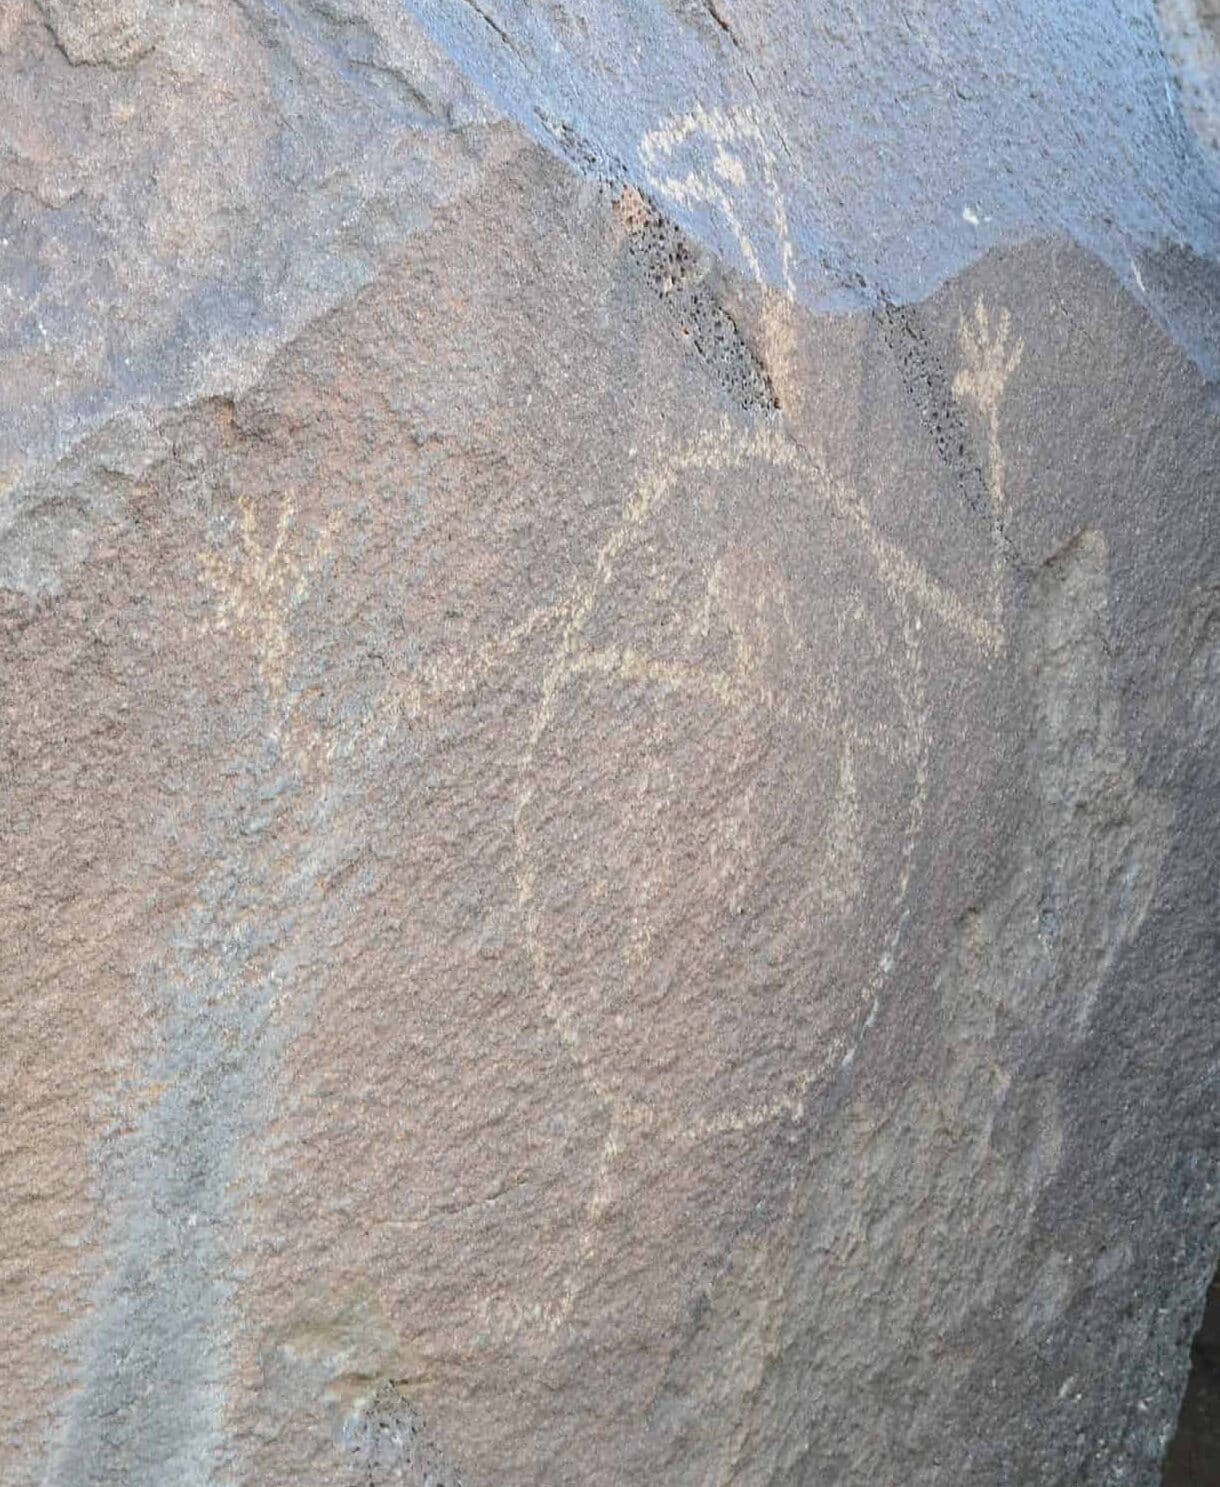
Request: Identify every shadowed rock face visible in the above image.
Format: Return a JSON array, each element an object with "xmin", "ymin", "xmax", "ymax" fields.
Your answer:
[{"xmin": 0, "ymin": 6, "xmax": 1217, "ymax": 1487}]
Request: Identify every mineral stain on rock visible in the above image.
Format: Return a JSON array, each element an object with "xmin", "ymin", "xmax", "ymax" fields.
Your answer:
[
  {"xmin": 335, "ymin": 1380, "xmax": 466, "ymax": 1487},
  {"xmin": 41, "ymin": 879, "xmax": 291, "ymax": 1487}
]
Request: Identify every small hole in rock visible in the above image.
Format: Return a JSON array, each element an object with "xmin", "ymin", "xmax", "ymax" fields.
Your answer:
[{"xmin": 1163, "ymin": 1258, "xmax": 1220, "ymax": 1484}]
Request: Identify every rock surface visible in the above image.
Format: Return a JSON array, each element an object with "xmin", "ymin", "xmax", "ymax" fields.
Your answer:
[{"xmin": 1, "ymin": 3, "xmax": 1218, "ymax": 1485}]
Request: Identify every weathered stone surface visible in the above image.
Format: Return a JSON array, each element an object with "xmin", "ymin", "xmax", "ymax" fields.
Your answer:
[{"xmin": 1, "ymin": 4, "xmax": 1218, "ymax": 1485}]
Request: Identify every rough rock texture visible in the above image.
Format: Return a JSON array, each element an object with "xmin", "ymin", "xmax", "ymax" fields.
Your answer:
[{"xmin": 1, "ymin": 3, "xmax": 1218, "ymax": 1485}]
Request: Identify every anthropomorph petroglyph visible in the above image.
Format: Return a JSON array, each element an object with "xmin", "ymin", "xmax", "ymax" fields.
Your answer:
[
  {"xmin": 198, "ymin": 489, "xmax": 342, "ymax": 777},
  {"xmin": 640, "ymin": 104, "xmax": 800, "ymax": 410},
  {"xmin": 45, "ymin": 491, "xmax": 354, "ymax": 1482},
  {"xmin": 640, "ymin": 104, "xmax": 795, "ymax": 307},
  {"xmin": 199, "ymin": 490, "xmax": 318, "ymax": 703},
  {"xmin": 183, "ymin": 302, "xmax": 1026, "ymax": 1354},
  {"xmin": 490, "ymin": 419, "xmax": 930, "ymax": 1341},
  {"xmin": 477, "ymin": 299, "xmax": 1025, "ymax": 1342}
]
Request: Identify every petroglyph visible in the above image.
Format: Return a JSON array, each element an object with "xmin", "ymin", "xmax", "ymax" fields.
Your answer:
[
  {"xmin": 479, "ymin": 307, "xmax": 1024, "ymax": 1340},
  {"xmin": 328, "ymin": 304, "xmax": 1025, "ymax": 1344},
  {"xmin": 199, "ymin": 490, "xmax": 329, "ymax": 705},
  {"xmin": 370, "ymin": 598, "xmax": 568, "ymax": 740},
  {"xmin": 46, "ymin": 491, "xmax": 354, "ymax": 1482},
  {"xmin": 493, "ymin": 426, "xmax": 933, "ymax": 1342},
  {"xmin": 953, "ymin": 300, "xmax": 1025, "ymax": 634},
  {"xmin": 640, "ymin": 104, "xmax": 800, "ymax": 409},
  {"xmin": 183, "ymin": 303, "xmax": 1025, "ymax": 1354},
  {"xmin": 198, "ymin": 489, "xmax": 341, "ymax": 777},
  {"xmin": 640, "ymin": 105, "xmax": 795, "ymax": 305},
  {"xmin": 1021, "ymin": 528, "xmax": 1172, "ymax": 1036}
]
